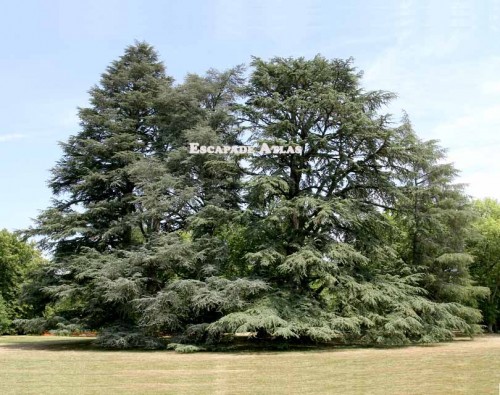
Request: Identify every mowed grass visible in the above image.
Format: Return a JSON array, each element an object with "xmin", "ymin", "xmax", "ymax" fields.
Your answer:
[{"xmin": 0, "ymin": 335, "xmax": 499, "ymax": 394}]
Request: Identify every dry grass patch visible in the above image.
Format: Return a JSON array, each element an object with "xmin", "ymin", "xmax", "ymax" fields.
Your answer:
[{"xmin": 0, "ymin": 335, "xmax": 499, "ymax": 394}]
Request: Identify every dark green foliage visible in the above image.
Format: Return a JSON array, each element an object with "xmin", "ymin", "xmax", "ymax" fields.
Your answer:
[
  {"xmin": 28, "ymin": 42, "xmax": 172, "ymax": 254},
  {"xmin": 12, "ymin": 315, "xmax": 77, "ymax": 335},
  {"xmin": 0, "ymin": 229, "xmax": 44, "ymax": 333},
  {"xmin": 48, "ymin": 322, "xmax": 87, "ymax": 336},
  {"xmin": 25, "ymin": 44, "xmax": 485, "ymax": 348},
  {"xmin": 0, "ymin": 295, "xmax": 10, "ymax": 333},
  {"xmin": 167, "ymin": 343, "xmax": 205, "ymax": 353},
  {"xmin": 391, "ymin": 136, "xmax": 488, "ymax": 330},
  {"xmin": 207, "ymin": 55, "xmax": 483, "ymax": 343},
  {"xmin": 467, "ymin": 198, "xmax": 500, "ymax": 332},
  {"xmin": 95, "ymin": 325, "xmax": 166, "ymax": 349},
  {"xmin": 12, "ymin": 317, "xmax": 48, "ymax": 335}
]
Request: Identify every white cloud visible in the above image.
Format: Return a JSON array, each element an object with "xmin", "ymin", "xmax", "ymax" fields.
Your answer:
[
  {"xmin": 359, "ymin": 23, "xmax": 500, "ymax": 200},
  {"xmin": 480, "ymin": 81, "xmax": 500, "ymax": 95},
  {"xmin": 432, "ymin": 105, "xmax": 500, "ymax": 199},
  {"xmin": 0, "ymin": 133, "xmax": 25, "ymax": 143},
  {"xmin": 458, "ymin": 171, "xmax": 500, "ymax": 201},
  {"xmin": 432, "ymin": 105, "xmax": 500, "ymax": 147}
]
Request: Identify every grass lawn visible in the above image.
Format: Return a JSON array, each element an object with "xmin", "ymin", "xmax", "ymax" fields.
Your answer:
[{"xmin": 0, "ymin": 335, "xmax": 499, "ymax": 394}]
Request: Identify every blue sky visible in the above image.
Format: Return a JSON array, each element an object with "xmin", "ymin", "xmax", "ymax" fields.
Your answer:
[{"xmin": 1, "ymin": 0, "xmax": 499, "ymax": 231}]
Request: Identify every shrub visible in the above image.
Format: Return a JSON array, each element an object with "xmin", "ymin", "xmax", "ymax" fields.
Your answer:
[
  {"xmin": 94, "ymin": 326, "xmax": 166, "ymax": 350},
  {"xmin": 166, "ymin": 343, "xmax": 205, "ymax": 353},
  {"xmin": 0, "ymin": 295, "xmax": 11, "ymax": 334}
]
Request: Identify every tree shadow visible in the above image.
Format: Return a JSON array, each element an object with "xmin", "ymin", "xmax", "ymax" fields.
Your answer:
[
  {"xmin": 0, "ymin": 336, "xmax": 171, "ymax": 353},
  {"xmin": 0, "ymin": 334, "xmax": 476, "ymax": 354},
  {"xmin": 0, "ymin": 337, "xmax": 96, "ymax": 351},
  {"xmin": 196, "ymin": 336, "xmax": 451, "ymax": 354}
]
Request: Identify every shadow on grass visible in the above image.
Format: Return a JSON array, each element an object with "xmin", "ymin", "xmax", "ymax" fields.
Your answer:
[
  {"xmin": 0, "ymin": 337, "xmax": 164, "ymax": 353},
  {"xmin": 0, "ymin": 334, "xmax": 459, "ymax": 354},
  {"xmin": 0, "ymin": 337, "xmax": 97, "ymax": 351},
  {"xmin": 201, "ymin": 338, "xmax": 451, "ymax": 354}
]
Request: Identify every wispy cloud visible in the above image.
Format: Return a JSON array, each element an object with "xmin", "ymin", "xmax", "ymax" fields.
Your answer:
[
  {"xmin": 432, "ymin": 104, "xmax": 500, "ymax": 199},
  {"xmin": 0, "ymin": 133, "xmax": 25, "ymax": 143},
  {"xmin": 480, "ymin": 81, "xmax": 500, "ymax": 95},
  {"xmin": 360, "ymin": 14, "xmax": 500, "ymax": 200}
]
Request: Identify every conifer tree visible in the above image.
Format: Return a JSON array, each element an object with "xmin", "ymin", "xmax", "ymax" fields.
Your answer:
[
  {"xmin": 30, "ymin": 42, "xmax": 171, "ymax": 254},
  {"xmin": 25, "ymin": 42, "xmax": 176, "ymax": 336},
  {"xmin": 24, "ymin": 47, "xmax": 485, "ymax": 348},
  {"xmin": 203, "ymin": 56, "xmax": 484, "ymax": 344},
  {"xmin": 393, "ymin": 137, "xmax": 487, "ymax": 321},
  {"xmin": 25, "ymin": 43, "xmax": 250, "ymax": 345}
]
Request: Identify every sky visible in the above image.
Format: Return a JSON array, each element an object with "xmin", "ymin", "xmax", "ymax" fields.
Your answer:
[{"xmin": 1, "ymin": 0, "xmax": 499, "ymax": 232}]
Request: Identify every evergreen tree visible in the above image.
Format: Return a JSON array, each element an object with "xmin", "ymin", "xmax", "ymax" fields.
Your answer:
[
  {"xmin": 203, "ymin": 56, "xmax": 484, "ymax": 344},
  {"xmin": 393, "ymin": 136, "xmax": 487, "ymax": 321},
  {"xmin": 25, "ymin": 43, "xmax": 249, "ymax": 346},
  {"xmin": 29, "ymin": 42, "xmax": 171, "ymax": 254},
  {"xmin": 24, "ymin": 42, "xmax": 175, "ymax": 335},
  {"xmin": 25, "ymin": 47, "xmax": 485, "ymax": 348}
]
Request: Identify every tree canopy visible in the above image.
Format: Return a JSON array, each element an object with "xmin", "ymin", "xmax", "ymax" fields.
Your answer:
[
  {"xmin": 24, "ymin": 42, "xmax": 489, "ymax": 349},
  {"xmin": 467, "ymin": 198, "xmax": 500, "ymax": 332},
  {"xmin": 0, "ymin": 229, "xmax": 44, "ymax": 333}
]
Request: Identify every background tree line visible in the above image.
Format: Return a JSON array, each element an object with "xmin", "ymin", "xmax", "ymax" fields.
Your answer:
[{"xmin": 1, "ymin": 42, "xmax": 498, "ymax": 349}]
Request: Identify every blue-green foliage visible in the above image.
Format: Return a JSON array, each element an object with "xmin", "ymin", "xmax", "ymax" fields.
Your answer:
[{"xmin": 23, "ymin": 44, "xmax": 486, "ymax": 349}]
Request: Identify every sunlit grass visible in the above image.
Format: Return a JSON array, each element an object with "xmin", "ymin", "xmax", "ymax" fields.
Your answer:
[{"xmin": 0, "ymin": 335, "xmax": 499, "ymax": 394}]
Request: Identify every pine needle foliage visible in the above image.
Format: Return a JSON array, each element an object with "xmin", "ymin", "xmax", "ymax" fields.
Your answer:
[{"xmin": 24, "ymin": 45, "xmax": 484, "ymax": 349}]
